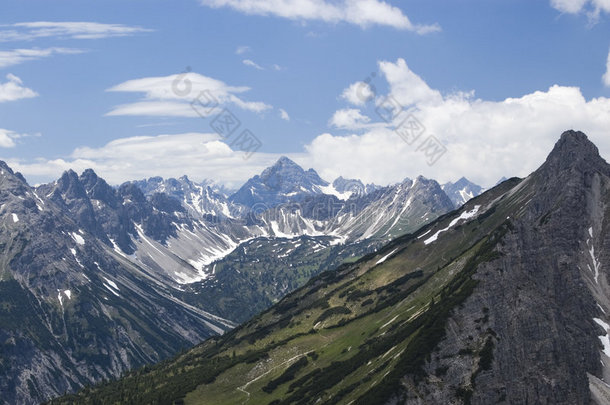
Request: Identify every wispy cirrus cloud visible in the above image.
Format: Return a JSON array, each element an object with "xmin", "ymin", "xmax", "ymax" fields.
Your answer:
[
  {"xmin": 0, "ymin": 47, "xmax": 84, "ymax": 69},
  {"xmin": 200, "ymin": 0, "xmax": 440, "ymax": 33},
  {"xmin": 0, "ymin": 21, "xmax": 152, "ymax": 42},
  {"xmin": 0, "ymin": 74, "xmax": 37, "ymax": 102},
  {"xmin": 243, "ymin": 59, "xmax": 264, "ymax": 70},
  {"xmin": 235, "ymin": 45, "xmax": 251, "ymax": 55},
  {"xmin": 106, "ymin": 72, "xmax": 272, "ymax": 117},
  {"xmin": 0, "ymin": 128, "xmax": 39, "ymax": 148}
]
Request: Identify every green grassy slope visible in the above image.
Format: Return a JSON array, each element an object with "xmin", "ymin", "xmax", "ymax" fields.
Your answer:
[{"xmin": 51, "ymin": 178, "xmax": 523, "ymax": 405}]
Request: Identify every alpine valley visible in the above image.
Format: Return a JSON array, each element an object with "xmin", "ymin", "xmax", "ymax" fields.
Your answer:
[
  {"xmin": 48, "ymin": 131, "xmax": 610, "ymax": 405},
  {"xmin": 0, "ymin": 154, "xmax": 469, "ymax": 404}
]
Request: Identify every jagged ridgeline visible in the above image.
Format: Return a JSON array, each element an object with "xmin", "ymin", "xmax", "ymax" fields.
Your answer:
[
  {"xmin": 0, "ymin": 155, "xmax": 461, "ymax": 404},
  {"xmin": 52, "ymin": 131, "xmax": 610, "ymax": 404}
]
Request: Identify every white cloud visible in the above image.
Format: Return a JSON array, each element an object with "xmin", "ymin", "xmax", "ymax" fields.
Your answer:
[
  {"xmin": 106, "ymin": 101, "xmax": 201, "ymax": 117},
  {"xmin": 379, "ymin": 58, "xmax": 442, "ymax": 107},
  {"xmin": 341, "ymin": 81, "xmax": 374, "ymax": 106},
  {"xmin": 13, "ymin": 59, "xmax": 610, "ymax": 192},
  {"xmin": 242, "ymin": 59, "xmax": 284, "ymax": 71},
  {"xmin": 7, "ymin": 132, "xmax": 297, "ymax": 187},
  {"xmin": 329, "ymin": 108, "xmax": 371, "ymax": 129},
  {"xmin": 200, "ymin": 0, "xmax": 440, "ymax": 33},
  {"xmin": 0, "ymin": 47, "xmax": 84, "ymax": 68},
  {"xmin": 0, "ymin": 128, "xmax": 39, "ymax": 147},
  {"xmin": 602, "ymin": 52, "xmax": 610, "ymax": 87},
  {"xmin": 550, "ymin": 0, "xmax": 589, "ymax": 13},
  {"xmin": 106, "ymin": 72, "xmax": 272, "ymax": 117},
  {"xmin": 550, "ymin": 0, "xmax": 610, "ymax": 20},
  {"xmin": 0, "ymin": 133, "xmax": 16, "ymax": 148},
  {"xmin": 0, "ymin": 22, "xmax": 151, "ymax": 42},
  {"xmin": 0, "ymin": 74, "xmax": 37, "ymax": 102},
  {"xmin": 243, "ymin": 59, "xmax": 265, "ymax": 70},
  {"xmin": 235, "ymin": 45, "xmax": 251, "ymax": 54},
  {"xmin": 309, "ymin": 58, "xmax": 610, "ymax": 188},
  {"xmin": 279, "ymin": 108, "xmax": 290, "ymax": 121},
  {"xmin": 0, "ymin": 129, "xmax": 20, "ymax": 147}
]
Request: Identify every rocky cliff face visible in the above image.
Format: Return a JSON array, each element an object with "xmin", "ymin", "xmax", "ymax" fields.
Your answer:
[
  {"xmin": 403, "ymin": 131, "xmax": 609, "ymax": 404},
  {"xmin": 0, "ymin": 165, "xmax": 235, "ymax": 405}
]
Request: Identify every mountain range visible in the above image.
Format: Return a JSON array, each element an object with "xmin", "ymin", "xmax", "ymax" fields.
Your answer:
[
  {"xmin": 0, "ymin": 155, "xmax": 477, "ymax": 404},
  {"xmin": 49, "ymin": 130, "xmax": 610, "ymax": 405}
]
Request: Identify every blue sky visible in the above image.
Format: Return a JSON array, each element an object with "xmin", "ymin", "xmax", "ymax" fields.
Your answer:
[{"xmin": 1, "ymin": 0, "xmax": 610, "ymax": 188}]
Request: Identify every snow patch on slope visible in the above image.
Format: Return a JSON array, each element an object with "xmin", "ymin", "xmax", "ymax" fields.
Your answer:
[
  {"xmin": 586, "ymin": 227, "xmax": 602, "ymax": 284},
  {"xmin": 424, "ymin": 205, "xmax": 480, "ymax": 245},
  {"xmin": 71, "ymin": 232, "xmax": 85, "ymax": 245},
  {"xmin": 376, "ymin": 249, "xmax": 398, "ymax": 265},
  {"xmin": 594, "ymin": 318, "xmax": 610, "ymax": 357}
]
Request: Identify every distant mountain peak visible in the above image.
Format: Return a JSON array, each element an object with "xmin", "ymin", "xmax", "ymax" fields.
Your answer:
[
  {"xmin": 495, "ymin": 176, "xmax": 508, "ymax": 186},
  {"xmin": 55, "ymin": 169, "xmax": 88, "ymax": 199},
  {"xmin": 442, "ymin": 176, "xmax": 483, "ymax": 208},
  {"xmin": 80, "ymin": 168, "xmax": 98, "ymax": 178},
  {"xmin": 230, "ymin": 157, "xmax": 328, "ymax": 207},
  {"xmin": 0, "ymin": 160, "xmax": 27, "ymax": 184},
  {"xmin": 261, "ymin": 156, "xmax": 307, "ymax": 177},
  {"xmin": 276, "ymin": 155, "xmax": 298, "ymax": 165}
]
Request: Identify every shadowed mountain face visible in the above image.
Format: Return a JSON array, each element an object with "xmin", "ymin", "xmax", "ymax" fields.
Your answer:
[{"xmin": 52, "ymin": 131, "xmax": 610, "ymax": 405}]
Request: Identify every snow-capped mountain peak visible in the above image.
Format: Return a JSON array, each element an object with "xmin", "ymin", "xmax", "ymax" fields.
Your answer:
[{"xmin": 442, "ymin": 176, "xmax": 483, "ymax": 208}]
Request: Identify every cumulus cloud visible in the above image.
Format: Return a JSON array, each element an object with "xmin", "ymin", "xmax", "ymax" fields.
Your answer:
[
  {"xmin": 243, "ymin": 59, "xmax": 264, "ymax": 70},
  {"xmin": 0, "ymin": 74, "xmax": 37, "ymax": 102},
  {"xmin": 0, "ymin": 22, "xmax": 151, "ymax": 42},
  {"xmin": 311, "ymin": 58, "xmax": 610, "ymax": 188},
  {"xmin": 379, "ymin": 58, "xmax": 442, "ymax": 107},
  {"xmin": 200, "ymin": 0, "xmax": 440, "ymax": 33},
  {"xmin": 0, "ymin": 47, "xmax": 84, "ymax": 68},
  {"xmin": 106, "ymin": 72, "xmax": 272, "ymax": 117},
  {"xmin": 341, "ymin": 81, "xmax": 374, "ymax": 106}
]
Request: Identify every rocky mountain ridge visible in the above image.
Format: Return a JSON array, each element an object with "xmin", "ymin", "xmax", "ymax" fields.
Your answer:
[{"xmin": 51, "ymin": 131, "xmax": 610, "ymax": 405}]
